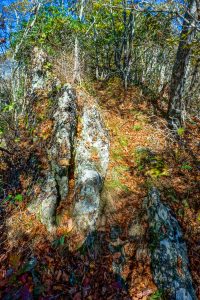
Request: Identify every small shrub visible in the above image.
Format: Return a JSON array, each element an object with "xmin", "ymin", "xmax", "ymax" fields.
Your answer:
[
  {"xmin": 134, "ymin": 147, "xmax": 153, "ymax": 166},
  {"xmin": 105, "ymin": 166, "xmax": 129, "ymax": 192}
]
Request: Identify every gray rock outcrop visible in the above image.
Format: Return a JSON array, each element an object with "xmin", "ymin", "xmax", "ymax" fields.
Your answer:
[
  {"xmin": 145, "ymin": 187, "xmax": 196, "ymax": 300},
  {"xmin": 29, "ymin": 84, "xmax": 77, "ymax": 231},
  {"xmin": 28, "ymin": 48, "xmax": 109, "ymax": 235},
  {"xmin": 73, "ymin": 105, "xmax": 109, "ymax": 234}
]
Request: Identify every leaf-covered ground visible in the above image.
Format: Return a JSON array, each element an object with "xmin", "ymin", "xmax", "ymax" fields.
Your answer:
[{"xmin": 0, "ymin": 82, "xmax": 200, "ymax": 299}]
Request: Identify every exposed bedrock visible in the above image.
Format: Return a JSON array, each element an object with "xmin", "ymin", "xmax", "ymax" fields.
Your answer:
[
  {"xmin": 49, "ymin": 84, "xmax": 77, "ymax": 201},
  {"xmin": 28, "ymin": 49, "xmax": 109, "ymax": 233},
  {"xmin": 73, "ymin": 105, "xmax": 109, "ymax": 234},
  {"xmin": 31, "ymin": 47, "xmax": 48, "ymax": 91},
  {"xmin": 145, "ymin": 187, "xmax": 196, "ymax": 300},
  {"xmin": 29, "ymin": 84, "xmax": 77, "ymax": 230}
]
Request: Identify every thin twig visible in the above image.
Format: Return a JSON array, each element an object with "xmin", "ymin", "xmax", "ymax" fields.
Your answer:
[{"xmin": 0, "ymin": 147, "xmax": 13, "ymax": 155}]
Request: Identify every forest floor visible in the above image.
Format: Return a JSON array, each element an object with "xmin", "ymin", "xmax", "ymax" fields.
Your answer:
[{"xmin": 0, "ymin": 80, "xmax": 200, "ymax": 299}]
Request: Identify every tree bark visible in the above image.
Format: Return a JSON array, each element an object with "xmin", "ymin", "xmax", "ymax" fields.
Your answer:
[
  {"xmin": 168, "ymin": 0, "xmax": 198, "ymax": 131},
  {"xmin": 73, "ymin": 0, "xmax": 85, "ymax": 83}
]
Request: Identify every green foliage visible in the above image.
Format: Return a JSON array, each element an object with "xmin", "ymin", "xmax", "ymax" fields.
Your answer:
[
  {"xmin": 105, "ymin": 165, "xmax": 129, "ymax": 192},
  {"xmin": 2, "ymin": 102, "xmax": 15, "ymax": 112},
  {"xmin": 14, "ymin": 194, "xmax": 23, "ymax": 202},
  {"xmin": 150, "ymin": 290, "xmax": 163, "ymax": 300},
  {"xmin": 177, "ymin": 127, "xmax": 185, "ymax": 136},
  {"xmin": 181, "ymin": 162, "xmax": 193, "ymax": 171},
  {"xmin": 0, "ymin": 128, "xmax": 4, "ymax": 136},
  {"xmin": 146, "ymin": 158, "xmax": 169, "ymax": 178},
  {"xmin": 11, "ymin": 5, "xmax": 86, "ymax": 59},
  {"xmin": 3, "ymin": 193, "xmax": 23, "ymax": 204},
  {"xmin": 183, "ymin": 199, "xmax": 189, "ymax": 208},
  {"xmin": 53, "ymin": 235, "xmax": 65, "ymax": 248},
  {"xmin": 197, "ymin": 212, "xmax": 200, "ymax": 222},
  {"xmin": 43, "ymin": 62, "xmax": 52, "ymax": 71},
  {"xmin": 111, "ymin": 148, "xmax": 124, "ymax": 160},
  {"xmin": 119, "ymin": 136, "xmax": 128, "ymax": 147},
  {"xmin": 166, "ymin": 188, "xmax": 179, "ymax": 203},
  {"xmin": 137, "ymin": 12, "xmax": 172, "ymax": 47},
  {"xmin": 7, "ymin": 0, "xmax": 177, "ymax": 90},
  {"xmin": 133, "ymin": 124, "xmax": 142, "ymax": 131},
  {"xmin": 134, "ymin": 147, "xmax": 153, "ymax": 167},
  {"xmin": 134, "ymin": 148, "xmax": 169, "ymax": 178}
]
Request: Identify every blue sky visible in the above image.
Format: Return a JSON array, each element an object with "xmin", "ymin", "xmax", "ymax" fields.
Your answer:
[{"xmin": 0, "ymin": 0, "xmax": 16, "ymax": 9}]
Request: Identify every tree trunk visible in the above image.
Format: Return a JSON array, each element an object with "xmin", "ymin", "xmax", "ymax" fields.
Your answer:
[
  {"xmin": 168, "ymin": 0, "xmax": 197, "ymax": 131},
  {"xmin": 73, "ymin": 37, "xmax": 81, "ymax": 83},
  {"xmin": 73, "ymin": 0, "xmax": 85, "ymax": 83}
]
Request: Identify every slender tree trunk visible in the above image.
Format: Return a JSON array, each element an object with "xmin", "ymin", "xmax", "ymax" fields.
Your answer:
[
  {"xmin": 110, "ymin": 0, "xmax": 122, "ymax": 77},
  {"xmin": 122, "ymin": 0, "xmax": 128, "ymax": 89},
  {"xmin": 122, "ymin": 0, "xmax": 134, "ymax": 89},
  {"xmin": 168, "ymin": 0, "xmax": 197, "ymax": 130},
  {"xmin": 73, "ymin": 37, "xmax": 81, "ymax": 83},
  {"xmin": 73, "ymin": 0, "xmax": 85, "ymax": 83},
  {"xmin": 93, "ymin": 21, "xmax": 100, "ymax": 80}
]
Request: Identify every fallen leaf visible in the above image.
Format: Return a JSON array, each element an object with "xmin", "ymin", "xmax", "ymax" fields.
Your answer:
[{"xmin": 56, "ymin": 270, "xmax": 62, "ymax": 281}]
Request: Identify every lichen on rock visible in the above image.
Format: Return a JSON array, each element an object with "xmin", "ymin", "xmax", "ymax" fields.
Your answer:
[
  {"xmin": 145, "ymin": 187, "xmax": 197, "ymax": 300},
  {"xmin": 73, "ymin": 104, "xmax": 109, "ymax": 234},
  {"xmin": 49, "ymin": 84, "xmax": 77, "ymax": 201},
  {"xmin": 29, "ymin": 84, "xmax": 77, "ymax": 231}
]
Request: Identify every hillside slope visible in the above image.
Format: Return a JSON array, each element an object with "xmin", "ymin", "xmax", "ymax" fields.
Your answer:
[{"xmin": 0, "ymin": 77, "xmax": 199, "ymax": 299}]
